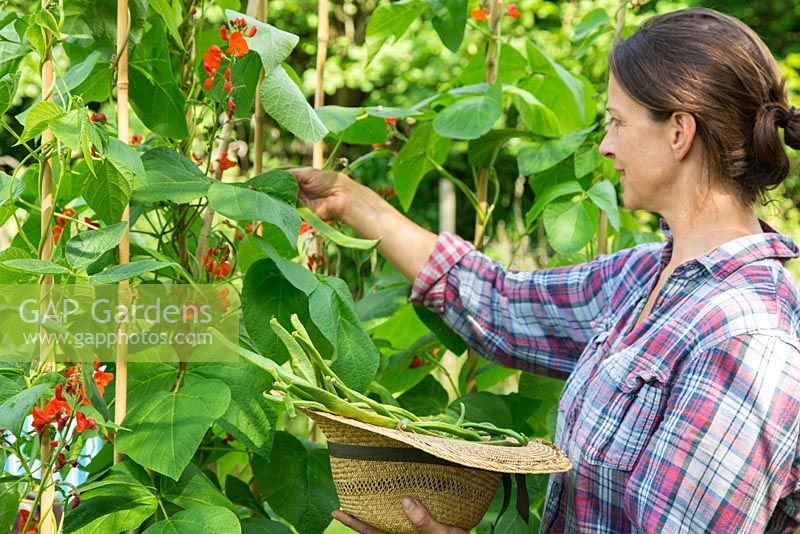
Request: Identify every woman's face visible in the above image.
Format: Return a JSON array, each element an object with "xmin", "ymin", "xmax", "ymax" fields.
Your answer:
[{"xmin": 598, "ymin": 74, "xmax": 680, "ymax": 212}]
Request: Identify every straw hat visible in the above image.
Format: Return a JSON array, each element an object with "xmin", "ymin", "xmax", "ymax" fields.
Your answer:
[{"xmin": 306, "ymin": 410, "xmax": 571, "ymax": 533}]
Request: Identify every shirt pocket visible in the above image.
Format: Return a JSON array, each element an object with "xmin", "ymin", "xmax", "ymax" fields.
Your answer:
[{"xmin": 577, "ymin": 348, "xmax": 667, "ymax": 471}]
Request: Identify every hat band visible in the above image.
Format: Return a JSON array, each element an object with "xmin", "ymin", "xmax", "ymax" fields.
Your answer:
[{"xmin": 327, "ymin": 442, "xmax": 463, "ymax": 468}]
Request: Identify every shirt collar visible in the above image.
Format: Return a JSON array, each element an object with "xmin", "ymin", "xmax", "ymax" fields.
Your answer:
[{"xmin": 659, "ymin": 218, "xmax": 800, "ymax": 281}]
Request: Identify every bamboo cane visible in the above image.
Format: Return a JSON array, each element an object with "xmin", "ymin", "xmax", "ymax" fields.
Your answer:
[
  {"xmin": 252, "ymin": 0, "xmax": 266, "ymax": 175},
  {"xmin": 465, "ymin": 0, "xmax": 503, "ymax": 394},
  {"xmin": 312, "ymin": 0, "xmax": 329, "ymax": 169},
  {"xmin": 113, "ymin": 0, "xmax": 131, "ymax": 466},
  {"xmin": 38, "ymin": 0, "xmax": 56, "ymax": 529}
]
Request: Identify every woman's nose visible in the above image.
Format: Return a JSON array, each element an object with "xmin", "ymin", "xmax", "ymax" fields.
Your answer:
[{"xmin": 598, "ymin": 131, "xmax": 614, "ymax": 159}]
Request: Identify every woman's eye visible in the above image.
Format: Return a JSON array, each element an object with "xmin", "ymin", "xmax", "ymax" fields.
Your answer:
[{"xmin": 604, "ymin": 117, "xmax": 620, "ymax": 128}]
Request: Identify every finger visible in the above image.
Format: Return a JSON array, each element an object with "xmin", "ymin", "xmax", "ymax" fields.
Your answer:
[
  {"xmin": 287, "ymin": 166, "xmax": 317, "ymax": 184},
  {"xmin": 331, "ymin": 510, "xmax": 386, "ymax": 534},
  {"xmin": 402, "ymin": 496, "xmax": 450, "ymax": 534}
]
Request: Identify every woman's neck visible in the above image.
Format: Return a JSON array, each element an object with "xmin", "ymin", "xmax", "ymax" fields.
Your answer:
[{"xmin": 660, "ymin": 189, "xmax": 762, "ymax": 268}]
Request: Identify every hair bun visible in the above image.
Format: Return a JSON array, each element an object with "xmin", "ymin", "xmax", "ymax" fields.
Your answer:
[{"xmin": 780, "ymin": 105, "xmax": 800, "ymax": 150}]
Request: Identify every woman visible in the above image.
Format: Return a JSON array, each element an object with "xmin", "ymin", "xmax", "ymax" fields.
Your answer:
[{"xmin": 290, "ymin": 7, "xmax": 800, "ymax": 533}]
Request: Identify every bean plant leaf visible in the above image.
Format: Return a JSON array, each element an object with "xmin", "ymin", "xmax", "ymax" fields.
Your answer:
[
  {"xmin": 207, "ymin": 181, "xmax": 300, "ymax": 256},
  {"xmin": 226, "ymin": 10, "xmax": 298, "ymax": 77},
  {"xmin": 0, "ymin": 72, "xmax": 19, "ymax": 115},
  {"xmin": 260, "ymin": 65, "xmax": 328, "ymax": 143},
  {"xmin": 150, "ymin": 0, "xmax": 184, "ymax": 50},
  {"xmin": 432, "ymin": 83, "xmax": 502, "ymax": 140},
  {"xmin": 246, "ymin": 170, "xmax": 298, "ymax": 205},
  {"xmin": 89, "ymin": 259, "xmax": 177, "ymax": 284},
  {"xmin": 316, "ymin": 106, "xmax": 386, "ymax": 145},
  {"xmin": 574, "ymin": 8, "xmax": 610, "ymax": 40},
  {"xmin": 0, "ymin": 384, "xmax": 48, "ymax": 431},
  {"xmin": 82, "ymin": 159, "xmax": 133, "ymax": 224},
  {"xmin": 504, "ymin": 85, "xmax": 560, "ymax": 137},
  {"xmin": 137, "ymin": 148, "xmax": 214, "ymax": 204},
  {"xmin": 0, "ymin": 247, "xmax": 34, "ymax": 283},
  {"xmin": 252, "ymin": 432, "xmax": 339, "ymax": 534},
  {"xmin": 524, "ymin": 180, "xmax": 584, "ymax": 227},
  {"xmin": 425, "ymin": 0, "xmax": 468, "ymax": 53},
  {"xmin": 18, "ymin": 101, "xmax": 65, "ymax": 142},
  {"xmin": 391, "ymin": 122, "xmax": 451, "ymax": 211},
  {"xmin": 160, "ymin": 463, "xmax": 238, "ymax": 512},
  {"xmin": 142, "ymin": 507, "xmax": 241, "ymax": 534},
  {"xmin": 115, "ymin": 376, "xmax": 231, "ymax": 480},
  {"xmin": 366, "ymin": 0, "xmax": 428, "ymax": 63},
  {"xmin": 309, "ymin": 278, "xmax": 381, "ymax": 393},
  {"xmin": 0, "ymin": 171, "xmax": 25, "ymax": 207},
  {"xmin": 106, "ymin": 138, "xmax": 146, "ymax": 186},
  {"xmin": 0, "ymin": 481, "xmax": 20, "ymax": 534},
  {"xmin": 397, "ymin": 375, "xmax": 449, "ymax": 416},
  {"xmin": 543, "ymin": 198, "xmax": 599, "ymax": 254},
  {"xmin": 65, "ymin": 222, "xmax": 128, "ymax": 270},
  {"xmin": 62, "ymin": 461, "xmax": 157, "ymax": 534},
  {"xmin": 587, "ymin": 180, "xmax": 620, "ymax": 231},
  {"xmin": 190, "ymin": 360, "xmax": 277, "ymax": 458},
  {"xmin": 517, "ymin": 126, "xmax": 594, "ymax": 176},
  {"xmin": 1, "ymin": 259, "xmax": 69, "ymax": 275},
  {"xmin": 128, "ymin": 17, "xmax": 188, "ymax": 139},
  {"xmin": 467, "ymin": 129, "xmax": 533, "ymax": 169}
]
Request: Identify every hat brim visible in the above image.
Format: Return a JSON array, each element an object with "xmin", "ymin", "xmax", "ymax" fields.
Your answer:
[{"xmin": 306, "ymin": 409, "xmax": 572, "ymax": 474}]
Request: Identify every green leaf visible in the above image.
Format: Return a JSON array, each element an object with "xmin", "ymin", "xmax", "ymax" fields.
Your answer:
[
  {"xmin": 150, "ymin": 0, "xmax": 184, "ymax": 50},
  {"xmin": 1, "ymin": 259, "xmax": 69, "ymax": 275},
  {"xmin": 225, "ymin": 10, "xmax": 298, "ymax": 77},
  {"xmin": 517, "ymin": 126, "xmax": 594, "ymax": 176},
  {"xmin": 524, "ymin": 41, "xmax": 592, "ymax": 132},
  {"xmin": 242, "ymin": 259, "xmax": 315, "ymax": 365},
  {"xmin": 18, "ymin": 101, "xmax": 65, "ymax": 142},
  {"xmin": 142, "ymin": 507, "xmax": 241, "ymax": 534},
  {"xmin": 391, "ymin": 121, "xmax": 451, "ymax": 211},
  {"xmin": 432, "ymin": 83, "xmax": 502, "ymax": 140},
  {"xmin": 89, "ymin": 259, "xmax": 177, "ymax": 284},
  {"xmin": 241, "ymin": 518, "xmax": 293, "ymax": 534},
  {"xmin": 252, "ymin": 432, "xmax": 339, "ymax": 534},
  {"xmin": 317, "ymin": 106, "xmax": 387, "ymax": 145},
  {"xmin": 161, "ymin": 463, "xmax": 238, "ymax": 512},
  {"xmin": 65, "ymin": 222, "xmax": 128, "ymax": 270},
  {"xmin": 574, "ymin": 145, "xmax": 604, "ymax": 179},
  {"xmin": 128, "ymin": 17, "xmax": 188, "ymax": 139},
  {"xmin": 587, "ymin": 180, "xmax": 620, "ymax": 231},
  {"xmin": 204, "ymin": 52, "xmax": 262, "ymax": 119},
  {"xmin": 0, "ymin": 171, "xmax": 24, "ymax": 207},
  {"xmin": 63, "ymin": 461, "xmax": 157, "ymax": 534},
  {"xmin": 413, "ymin": 305, "xmax": 467, "ymax": 355},
  {"xmin": 397, "ymin": 375, "xmax": 449, "ymax": 416},
  {"xmin": 504, "ymin": 85, "xmax": 560, "ymax": 137},
  {"xmin": 0, "ymin": 72, "xmax": 19, "ymax": 115},
  {"xmin": 245, "ymin": 169, "xmax": 298, "ymax": 205},
  {"xmin": 0, "ymin": 384, "xmax": 48, "ymax": 431},
  {"xmin": 366, "ymin": 0, "xmax": 428, "ymax": 63},
  {"xmin": 82, "ymin": 159, "xmax": 133, "ymax": 224},
  {"xmin": 106, "ymin": 137, "xmax": 145, "ymax": 186},
  {"xmin": 524, "ymin": 180, "xmax": 584, "ymax": 227},
  {"xmin": 467, "ymin": 129, "xmax": 532, "ymax": 168},
  {"xmin": 207, "ymin": 182, "xmax": 300, "ymax": 256},
  {"xmin": 260, "ymin": 65, "xmax": 327, "ymax": 143},
  {"xmin": 543, "ymin": 199, "xmax": 599, "ymax": 254},
  {"xmin": 311, "ymin": 278, "xmax": 381, "ymax": 393},
  {"xmin": 0, "ymin": 248, "xmax": 34, "ymax": 283},
  {"xmin": 191, "ymin": 360, "xmax": 277, "ymax": 458},
  {"xmin": 136, "ymin": 148, "xmax": 214, "ymax": 204},
  {"xmin": 448, "ymin": 392, "xmax": 513, "ymax": 429},
  {"xmin": 425, "ymin": 0, "xmax": 467, "ymax": 53},
  {"xmin": 574, "ymin": 8, "xmax": 610, "ymax": 40},
  {"xmin": 115, "ymin": 376, "xmax": 231, "ymax": 480},
  {"xmin": 0, "ymin": 481, "xmax": 21, "ymax": 534},
  {"xmin": 297, "ymin": 207, "xmax": 380, "ymax": 250}
]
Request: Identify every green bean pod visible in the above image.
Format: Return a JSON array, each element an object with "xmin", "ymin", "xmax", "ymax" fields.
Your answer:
[{"xmin": 270, "ymin": 317, "xmax": 317, "ymax": 386}]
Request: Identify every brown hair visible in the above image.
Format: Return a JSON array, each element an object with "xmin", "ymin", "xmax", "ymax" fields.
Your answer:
[{"xmin": 608, "ymin": 7, "xmax": 800, "ymax": 205}]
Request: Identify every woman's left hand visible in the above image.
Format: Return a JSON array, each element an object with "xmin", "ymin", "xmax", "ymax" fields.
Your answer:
[{"xmin": 331, "ymin": 497, "xmax": 468, "ymax": 534}]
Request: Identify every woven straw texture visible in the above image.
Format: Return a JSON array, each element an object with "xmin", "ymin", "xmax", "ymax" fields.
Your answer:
[{"xmin": 308, "ymin": 410, "xmax": 572, "ymax": 533}]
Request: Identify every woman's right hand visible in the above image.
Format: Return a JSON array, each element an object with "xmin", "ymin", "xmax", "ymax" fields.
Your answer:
[{"xmin": 288, "ymin": 167, "xmax": 352, "ymax": 222}]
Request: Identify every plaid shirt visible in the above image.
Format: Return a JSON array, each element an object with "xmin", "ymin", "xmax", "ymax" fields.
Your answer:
[{"xmin": 409, "ymin": 220, "xmax": 800, "ymax": 533}]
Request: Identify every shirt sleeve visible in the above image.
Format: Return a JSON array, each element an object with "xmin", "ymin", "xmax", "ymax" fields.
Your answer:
[
  {"xmin": 625, "ymin": 333, "xmax": 800, "ymax": 532},
  {"xmin": 408, "ymin": 231, "xmax": 632, "ymax": 379}
]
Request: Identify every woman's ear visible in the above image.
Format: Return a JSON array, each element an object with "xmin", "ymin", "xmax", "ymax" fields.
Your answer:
[{"xmin": 670, "ymin": 111, "xmax": 698, "ymax": 161}]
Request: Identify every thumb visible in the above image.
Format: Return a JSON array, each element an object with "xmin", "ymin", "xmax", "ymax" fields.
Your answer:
[{"xmin": 402, "ymin": 497, "xmax": 445, "ymax": 533}]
